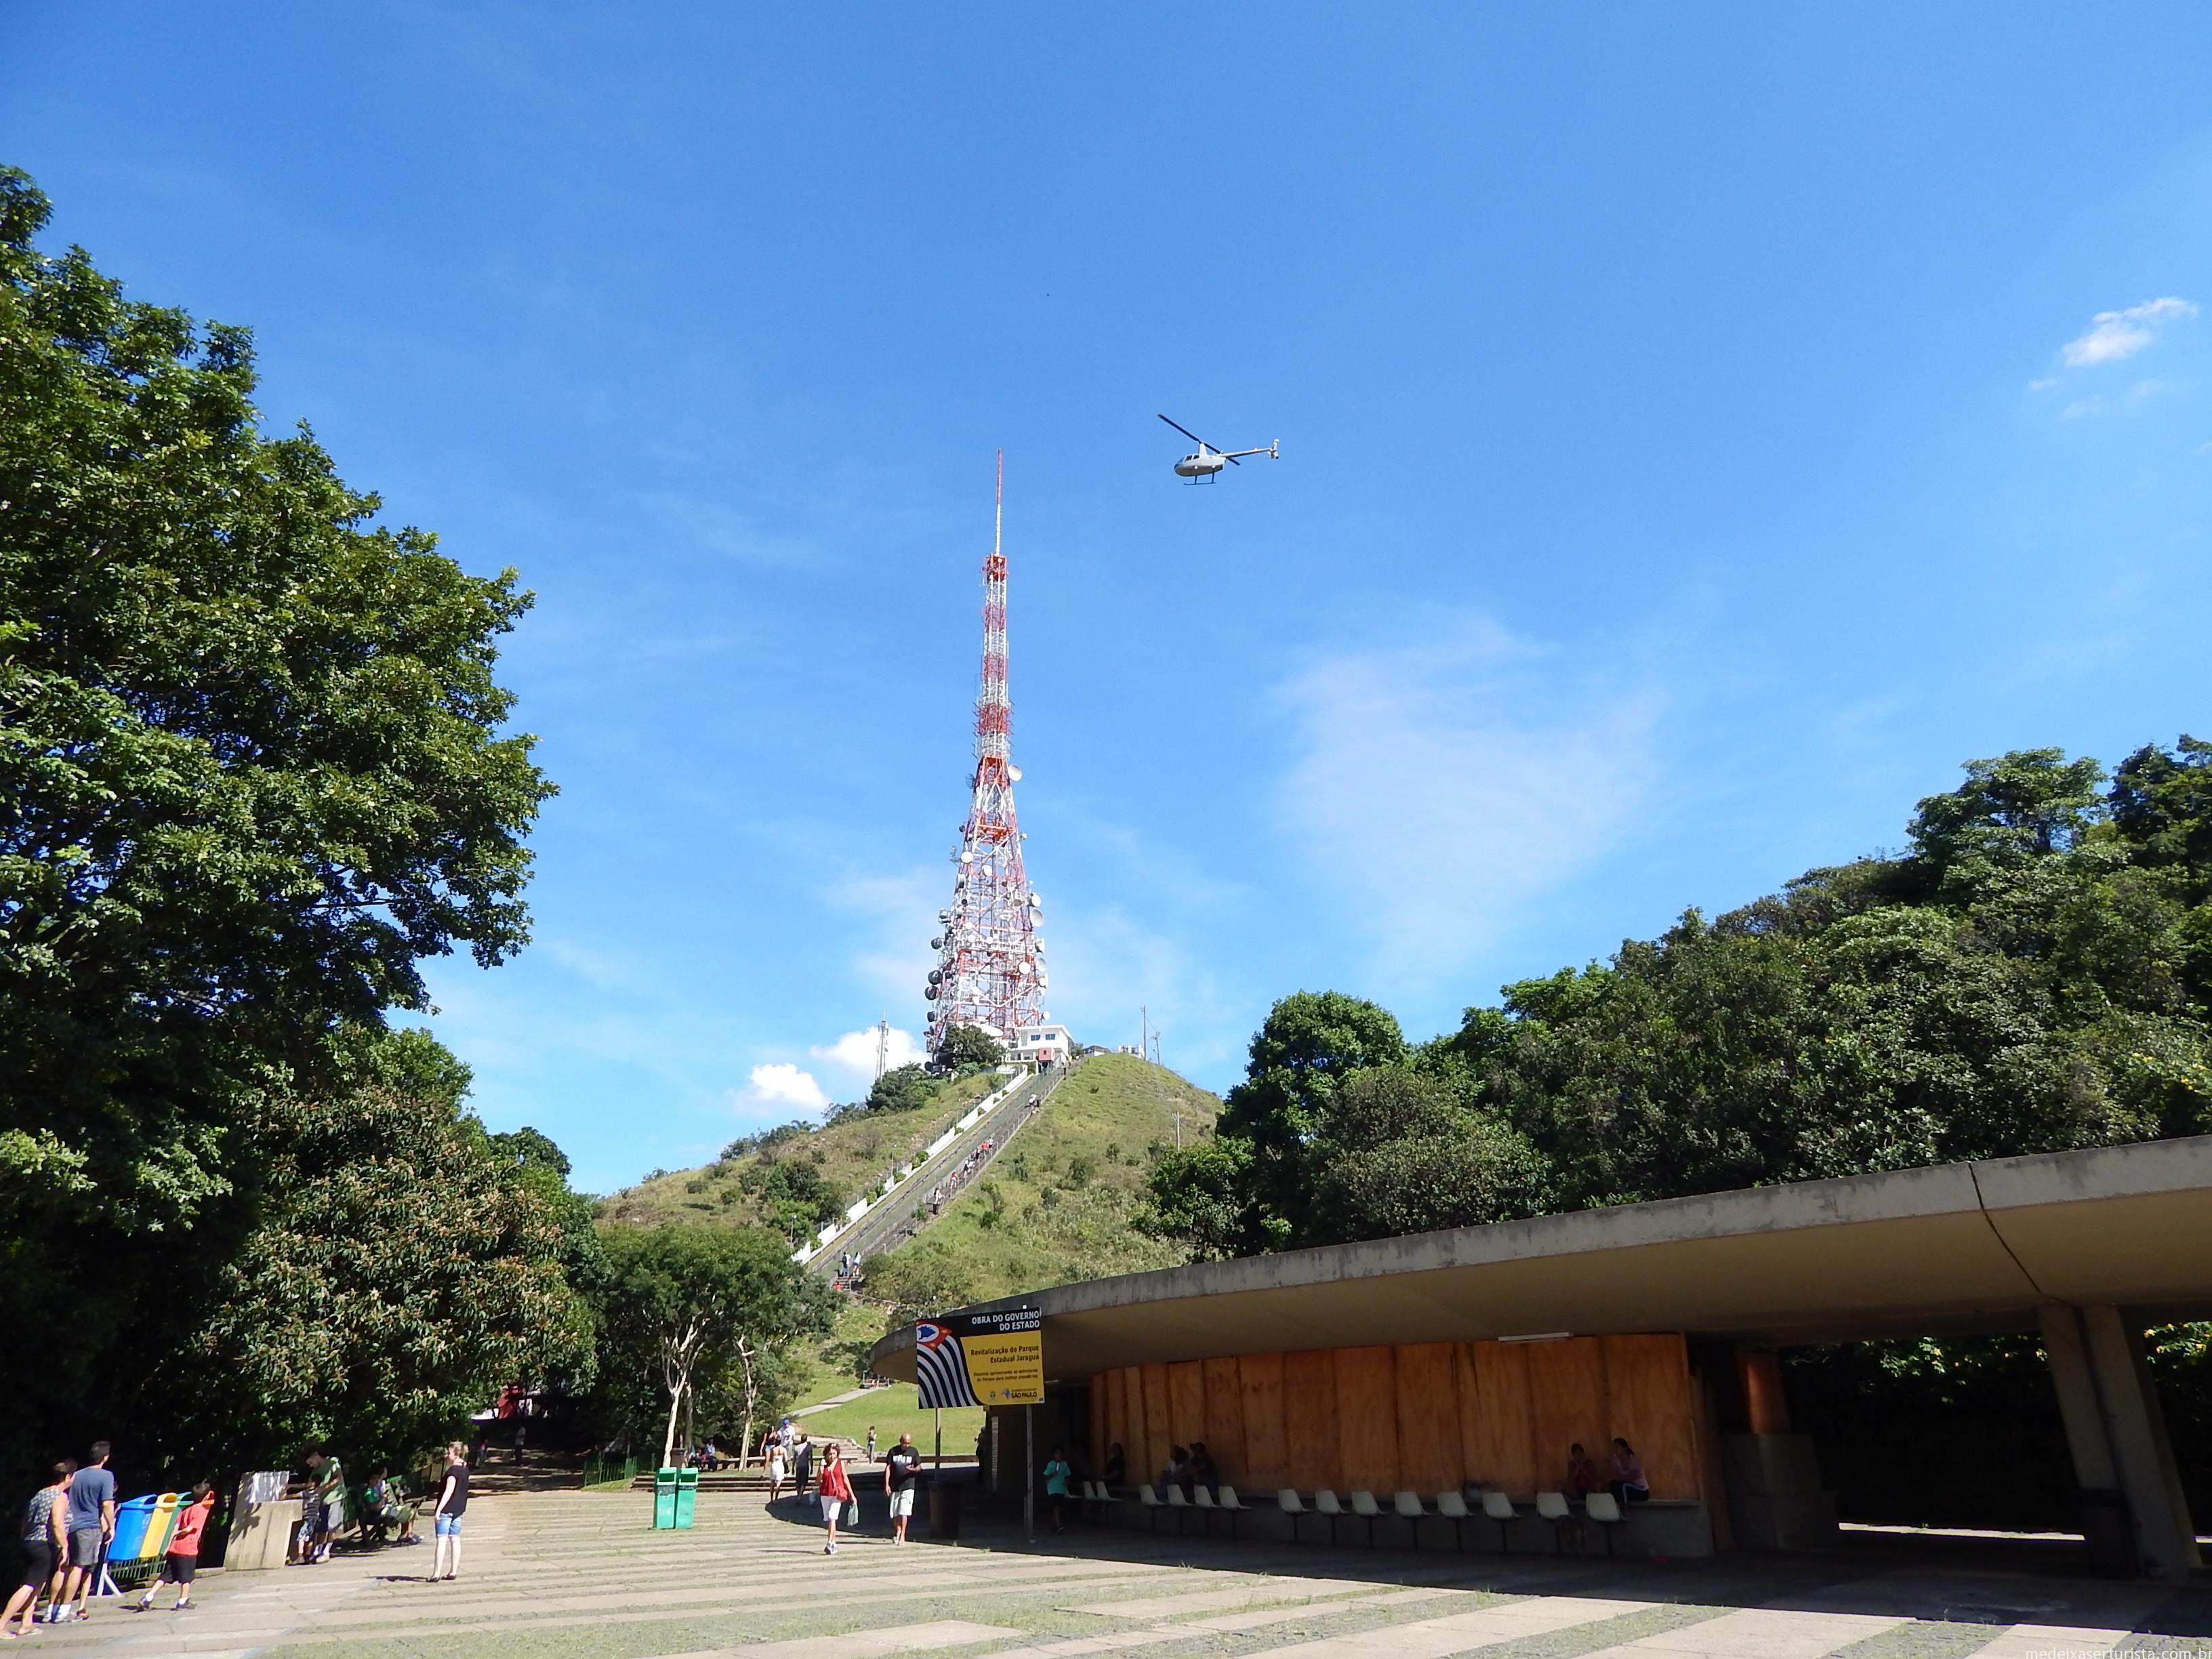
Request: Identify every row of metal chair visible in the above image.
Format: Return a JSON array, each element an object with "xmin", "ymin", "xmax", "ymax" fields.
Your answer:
[{"xmin": 1087, "ymin": 1481, "xmax": 1629, "ymax": 1553}]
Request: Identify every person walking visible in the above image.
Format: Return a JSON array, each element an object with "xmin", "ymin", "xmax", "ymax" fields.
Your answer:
[
  {"xmin": 55, "ymin": 1441, "xmax": 115, "ymax": 1622},
  {"xmin": 793, "ymin": 1429, "xmax": 814, "ymax": 1496},
  {"xmin": 312, "ymin": 1450, "xmax": 348, "ymax": 1561},
  {"xmin": 1043, "ymin": 1447, "xmax": 1072, "ymax": 1535},
  {"xmin": 883, "ymin": 1433, "xmax": 922, "ymax": 1545},
  {"xmin": 430, "ymin": 1442, "xmax": 470, "ymax": 1582},
  {"xmin": 131, "ymin": 1481, "xmax": 214, "ymax": 1613},
  {"xmin": 766, "ymin": 1438, "xmax": 789, "ymax": 1507},
  {"xmin": 865, "ymin": 1426, "xmax": 877, "ymax": 1465},
  {"xmin": 817, "ymin": 1443, "xmax": 854, "ymax": 1555},
  {"xmin": 3, "ymin": 1460, "xmax": 72, "ymax": 1637}
]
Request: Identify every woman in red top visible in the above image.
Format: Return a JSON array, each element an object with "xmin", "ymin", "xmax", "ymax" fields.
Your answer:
[
  {"xmin": 817, "ymin": 1443, "xmax": 854, "ymax": 1555},
  {"xmin": 132, "ymin": 1481, "xmax": 215, "ymax": 1612}
]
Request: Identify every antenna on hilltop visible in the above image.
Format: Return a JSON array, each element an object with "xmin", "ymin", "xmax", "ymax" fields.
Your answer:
[
  {"xmin": 874, "ymin": 1018, "xmax": 890, "ymax": 1082},
  {"xmin": 923, "ymin": 451, "xmax": 1048, "ymax": 1058}
]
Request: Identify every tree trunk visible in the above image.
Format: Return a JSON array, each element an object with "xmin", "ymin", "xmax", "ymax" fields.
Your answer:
[
  {"xmin": 737, "ymin": 1337, "xmax": 760, "ymax": 1471},
  {"xmin": 661, "ymin": 1375, "xmax": 685, "ymax": 1469}
]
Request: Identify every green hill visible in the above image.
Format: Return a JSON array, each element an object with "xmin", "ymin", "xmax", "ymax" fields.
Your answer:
[
  {"xmin": 593, "ymin": 1053, "xmax": 1221, "ymax": 1428},
  {"xmin": 860, "ymin": 1053, "xmax": 1221, "ymax": 1315},
  {"xmin": 598, "ymin": 1069, "xmax": 1004, "ymax": 1234}
]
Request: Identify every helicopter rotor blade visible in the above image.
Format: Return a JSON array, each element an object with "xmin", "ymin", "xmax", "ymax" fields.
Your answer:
[{"xmin": 1157, "ymin": 413, "xmax": 1214, "ymax": 451}]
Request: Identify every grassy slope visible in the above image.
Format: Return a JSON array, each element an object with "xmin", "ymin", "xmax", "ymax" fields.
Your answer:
[
  {"xmin": 592, "ymin": 1055, "xmax": 1218, "ymax": 1448},
  {"xmin": 598, "ymin": 1070, "xmax": 1001, "ymax": 1230},
  {"xmin": 799, "ymin": 1387, "xmax": 983, "ymax": 1457},
  {"xmin": 862, "ymin": 1053, "xmax": 1221, "ymax": 1307}
]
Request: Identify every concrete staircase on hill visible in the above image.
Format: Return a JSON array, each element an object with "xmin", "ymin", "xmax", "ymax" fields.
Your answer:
[{"xmin": 817, "ymin": 1060, "xmax": 1076, "ymax": 1274}]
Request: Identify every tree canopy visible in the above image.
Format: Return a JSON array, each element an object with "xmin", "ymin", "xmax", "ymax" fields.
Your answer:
[
  {"xmin": 935, "ymin": 1024, "xmax": 1005, "ymax": 1069},
  {"xmin": 589, "ymin": 1225, "xmax": 834, "ymax": 1464},
  {"xmin": 1149, "ymin": 742, "xmax": 2212, "ymax": 1256},
  {"xmin": 0, "ymin": 164, "xmax": 575, "ymax": 1492}
]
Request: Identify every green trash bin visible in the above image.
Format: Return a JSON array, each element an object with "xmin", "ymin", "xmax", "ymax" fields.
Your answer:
[
  {"xmin": 653, "ymin": 1467, "xmax": 678, "ymax": 1530},
  {"xmin": 675, "ymin": 1466, "xmax": 699, "ymax": 1530}
]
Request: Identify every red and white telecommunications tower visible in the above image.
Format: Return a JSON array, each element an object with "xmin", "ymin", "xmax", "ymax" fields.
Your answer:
[{"xmin": 924, "ymin": 453, "xmax": 1048, "ymax": 1057}]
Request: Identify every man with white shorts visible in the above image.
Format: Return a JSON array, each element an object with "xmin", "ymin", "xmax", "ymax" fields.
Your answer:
[{"xmin": 884, "ymin": 1433, "xmax": 922, "ymax": 1544}]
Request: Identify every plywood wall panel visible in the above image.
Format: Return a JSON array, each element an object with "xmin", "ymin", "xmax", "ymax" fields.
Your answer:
[
  {"xmin": 1140, "ymin": 1363, "xmax": 1173, "ymax": 1487},
  {"xmin": 1084, "ymin": 1330, "xmax": 1705, "ymax": 1507},
  {"xmin": 1168, "ymin": 1359, "xmax": 1207, "ymax": 1462},
  {"xmin": 1101, "ymin": 1368, "xmax": 1124, "ymax": 1476},
  {"xmin": 1525, "ymin": 1338, "xmax": 1610, "ymax": 1496},
  {"xmin": 1282, "ymin": 1349, "xmax": 1342, "ymax": 1492},
  {"xmin": 1240, "ymin": 1352, "xmax": 1288, "ymax": 1492},
  {"xmin": 1393, "ymin": 1343, "xmax": 1462, "ymax": 1497},
  {"xmin": 1333, "ymin": 1345, "xmax": 1401, "ymax": 1494},
  {"xmin": 1469, "ymin": 1340, "xmax": 1538, "ymax": 1496},
  {"xmin": 1202, "ymin": 1356, "xmax": 1248, "ymax": 1486},
  {"xmin": 1452, "ymin": 1344, "xmax": 1486, "ymax": 1488},
  {"xmin": 1602, "ymin": 1334, "xmax": 1698, "ymax": 1500}
]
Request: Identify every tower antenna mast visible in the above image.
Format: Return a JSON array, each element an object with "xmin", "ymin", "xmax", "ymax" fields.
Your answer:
[{"xmin": 924, "ymin": 453, "xmax": 1047, "ymax": 1057}]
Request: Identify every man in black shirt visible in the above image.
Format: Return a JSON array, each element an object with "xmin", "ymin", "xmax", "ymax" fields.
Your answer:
[{"xmin": 884, "ymin": 1433, "xmax": 923, "ymax": 1545}]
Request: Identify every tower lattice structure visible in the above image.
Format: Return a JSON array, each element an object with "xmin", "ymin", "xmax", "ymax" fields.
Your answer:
[{"xmin": 925, "ymin": 453, "xmax": 1048, "ymax": 1054}]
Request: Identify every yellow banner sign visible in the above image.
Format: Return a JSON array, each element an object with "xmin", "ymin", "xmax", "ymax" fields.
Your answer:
[{"xmin": 960, "ymin": 1328, "xmax": 1044, "ymax": 1406}]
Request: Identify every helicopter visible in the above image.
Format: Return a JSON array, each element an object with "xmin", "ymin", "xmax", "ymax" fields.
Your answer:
[{"xmin": 1159, "ymin": 414, "xmax": 1278, "ymax": 483}]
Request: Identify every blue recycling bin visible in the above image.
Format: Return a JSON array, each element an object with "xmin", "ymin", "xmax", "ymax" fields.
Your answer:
[
  {"xmin": 109, "ymin": 1494, "xmax": 159, "ymax": 1559},
  {"xmin": 653, "ymin": 1467, "xmax": 678, "ymax": 1530}
]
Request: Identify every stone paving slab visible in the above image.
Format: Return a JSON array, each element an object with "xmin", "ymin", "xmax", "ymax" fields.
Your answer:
[
  {"xmin": 659, "ymin": 1620, "xmax": 1027, "ymax": 1659},
  {"xmin": 1237, "ymin": 1597, "xmax": 1662, "ymax": 1659},
  {"xmin": 1963, "ymin": 1626, "xmax": 2135, "ymax": 1658},
  {"xmin": 1067, "ymin": 1580, "xmax": 1416, "ymax": 1620},
  {"xmin": 1591, "ymin": 1607, "xmax": 1908, "ymax": 1658},
  {"xmin": 20, "ymin": 1487, "xmax": 2212, "ymax": 1659}
]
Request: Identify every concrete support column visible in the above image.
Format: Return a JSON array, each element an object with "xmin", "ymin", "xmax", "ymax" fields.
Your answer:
[{"xmin": 2041, "ymin": 1304, "xmax": 2202, "ymax": 1580}]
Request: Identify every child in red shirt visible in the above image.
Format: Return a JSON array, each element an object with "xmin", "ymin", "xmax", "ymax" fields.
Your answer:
[{"xmin": 134, "ymin": 1482, "xmax": 215, "ymax": 1612}]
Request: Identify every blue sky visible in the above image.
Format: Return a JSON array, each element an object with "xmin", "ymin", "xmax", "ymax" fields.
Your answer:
[{"xmin": 8, "ymin": 5, "xmax": 2211, "ymax": 1193}]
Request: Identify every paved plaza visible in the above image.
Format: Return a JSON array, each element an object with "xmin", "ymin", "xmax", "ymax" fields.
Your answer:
[{"xmin": 18, "ymin": 1489, "xmax": 2212, "ymax": 1659}]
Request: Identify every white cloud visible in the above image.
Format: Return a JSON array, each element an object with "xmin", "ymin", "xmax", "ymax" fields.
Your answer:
[
  {"xmin": 808, "ymin": 1025, "xmax": 926, "ymax": 1082},
  {"xmin": 2060, "ymin": 297, "xmax": 2196, "ymax": 367},
  {"xmin": 730, "ymin": 1062, "xmax": 830, "ymax": 1116},
  {"xmin": 1275, "ymin": 617, "xmax": 1658, "ymax": 987}
]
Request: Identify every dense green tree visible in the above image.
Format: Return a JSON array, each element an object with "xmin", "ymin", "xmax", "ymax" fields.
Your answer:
[
  {"xmin": 935, "ymin": 1024, "xmax": 1005, "ymax": 1069},
  {"xmin": 1151, "ymin": 745, "xmax": 2212, "ymax": 1254},
  {"xmin": 590, "ymin": 1225, "xmax": 834, "ymax": 1465},
  {"xmin": 739, "ymin": 1155, "xmax": 846, "ymax": 1245},
  {"xmin": 164, "ymin": 1032, "xmax": 596, "ymax": 1474},
  {"xmin": 1149, "ymin": 991, "xmax": 1405, "ymax": 1255},
  {"xmin": 1303, "ymin": 1067, "xmax": 1549, "ymax": 1243},
  {"xmin": 0, "ymin": 165, "xmax": 561, "ymax": 1490},
  {"xmin": 867, "ymin": 1063, "xmax": 938, "ymax": 1115}
]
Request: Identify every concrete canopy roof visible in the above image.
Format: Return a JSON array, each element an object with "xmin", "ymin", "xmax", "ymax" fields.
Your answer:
[{"xmin": 869, "ymin": 1135, "xmax": 2212, "ymax": 1382}]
